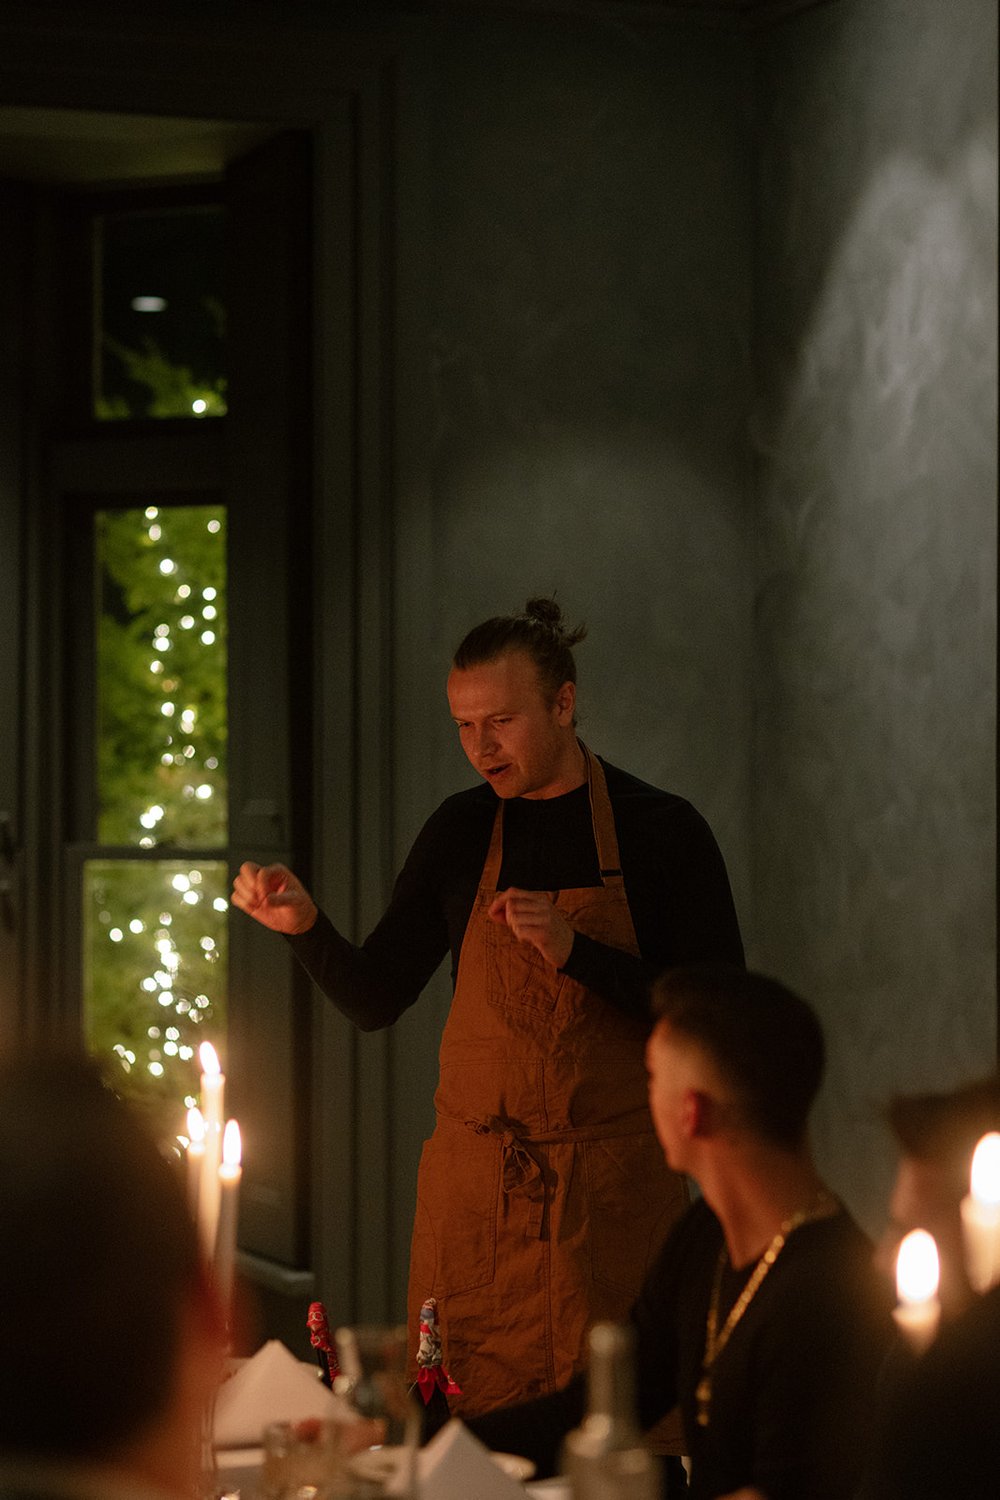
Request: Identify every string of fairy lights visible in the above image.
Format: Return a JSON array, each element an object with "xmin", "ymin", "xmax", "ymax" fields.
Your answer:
[{"xmin": 92, "ymin": 504, "xmax": 228, "ymax": 1114}]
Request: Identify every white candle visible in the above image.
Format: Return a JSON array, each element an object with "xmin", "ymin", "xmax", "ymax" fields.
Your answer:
[
  {"xmin": 185, "ymin": 1106, "xmax": 206, "ymax": 1219},
  {"xmin": 960, "ymin": 1131, "xmax": 1000, "ymax": 1293},
  {"xmin": 214, "ymin": 1119, "xmax": 242, "ymax": 1321},
  {"xmin": 197, "ymin": 1042, "xmax": 225, "ymax": 1260},
  {"xmin": 893, "ymin": 1228, "xmax": 940, "ymax": 1353}
]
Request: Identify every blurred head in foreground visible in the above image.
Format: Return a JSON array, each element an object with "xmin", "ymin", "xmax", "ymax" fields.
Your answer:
[
  {"xmin": 882, "ymin": 1072, "xmax": 1000, "ymax": 1315},
  {"xmin": 0, "ymin": 1052, "xmax": 225, "ymax": 1494}
]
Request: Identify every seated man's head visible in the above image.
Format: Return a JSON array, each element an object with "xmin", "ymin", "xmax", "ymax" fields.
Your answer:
[
  {"xmin": 0, "ymin": 1053, "xmax": 225, "ymax": 1492},
  {"xmin": 646, "ymin": 964, "xmax": 825, "ymax": 1175},
  {"xmin": 882, "ymin": 1073, "xmax": 1000, "ymax": 1311}
]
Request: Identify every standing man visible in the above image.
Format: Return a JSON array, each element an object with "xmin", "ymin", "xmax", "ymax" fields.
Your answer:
[{"xmin": 233, "ymin": 597, "xmax": 743, "ymax": 1414}]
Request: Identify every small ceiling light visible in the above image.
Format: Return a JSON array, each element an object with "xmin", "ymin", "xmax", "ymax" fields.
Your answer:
[{"xmin": 132, "ymin": 295, "xmax": 167, "ymax": 313}]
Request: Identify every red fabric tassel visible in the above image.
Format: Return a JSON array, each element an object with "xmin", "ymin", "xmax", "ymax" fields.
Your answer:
[{"xmin": 416, "ymin": 1364, "xmax": 463, "ymax": 1405}]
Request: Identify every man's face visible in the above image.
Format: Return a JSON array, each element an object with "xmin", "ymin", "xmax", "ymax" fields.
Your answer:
[
  {"xmin": 646, "ymin": 1022, "xmax": 689, "ymax": 1172},
  {"xmin": 447, "ymin": 650, "xmax": 579, "ymax": 801}
]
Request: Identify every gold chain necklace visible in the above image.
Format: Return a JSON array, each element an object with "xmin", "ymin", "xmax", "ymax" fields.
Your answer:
[{"xmin": 695, "ymin": 1191, "xmax": 838, "ymax": 1429}]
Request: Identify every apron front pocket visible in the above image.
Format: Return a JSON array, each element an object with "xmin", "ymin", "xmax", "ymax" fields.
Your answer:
[
  {"xmin": 584, "ymin": 1132, "xmax": 687, "ymax": 1296},
  {"xmin": 410, "ymin": 1123, "xmax": 501, "ymax": 1297}
]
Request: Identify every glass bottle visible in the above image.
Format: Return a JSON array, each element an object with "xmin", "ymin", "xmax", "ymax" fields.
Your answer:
[{"xmin": 563, "ymin": 1322, "xmax": 661, "ymax": 1500}]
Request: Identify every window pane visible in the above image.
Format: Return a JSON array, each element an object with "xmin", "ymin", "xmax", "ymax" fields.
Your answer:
[
  {"xmin": 96, "ymin": 505, "xmax": 227, "ymax": 847},
  {"xmin": 83, "ymin": 858, "xmax": 228, "ymax": 1131},
  {"xmin": 96, "ymin": 205, "xmax": 226, "ymax": 420}
]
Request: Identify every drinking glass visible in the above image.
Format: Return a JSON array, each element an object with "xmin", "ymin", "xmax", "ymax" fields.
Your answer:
[
  {"xmin": 333, "ymin": 1325, "xmax": 420, "ymax": 1497},
  {"xmin": 261, "ymin": 1418, "xmax": 346, "ymax": 1500}
]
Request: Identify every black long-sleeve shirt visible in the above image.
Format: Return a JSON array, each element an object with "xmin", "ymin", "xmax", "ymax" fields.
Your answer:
[{"xmin": 288, "ymin": 757, "xmax": 744, "ymax": 1028}]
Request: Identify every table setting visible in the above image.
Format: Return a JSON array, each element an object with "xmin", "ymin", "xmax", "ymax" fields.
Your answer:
[
  {"xmin": 207, "ymin": 1333, "xmax": 567, "ymax": 1499},
  {"xmin": 186, "ymin": 1045, "xmax": 569, "ymax": 1498}
]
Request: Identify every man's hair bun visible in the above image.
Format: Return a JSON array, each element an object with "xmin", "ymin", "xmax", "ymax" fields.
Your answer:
[
  {"xmin": 453, "ymin": 595, "xmax": 587, "ymax": 696},
  {"xmin": 523, "ymin": 597, "xmax": 587, "ymax": 648}
]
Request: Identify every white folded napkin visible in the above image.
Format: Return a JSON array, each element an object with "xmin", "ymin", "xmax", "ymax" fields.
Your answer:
[
  {"xmin": 390, "ymin": 1419, "xmax": 527, "ymax": 1500},
  {"xmin": 213, "ymin": 1339, "xmax": 354, "ymax": 1449}
]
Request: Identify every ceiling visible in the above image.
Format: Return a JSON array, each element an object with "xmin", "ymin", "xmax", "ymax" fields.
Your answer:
[
  {"xmin": 0, "ymin": 106, "xmax": 273, "ymax": 187},
  {"xmin": 0, "ymin": 0, "xmax": 832, "ymax": 186}
]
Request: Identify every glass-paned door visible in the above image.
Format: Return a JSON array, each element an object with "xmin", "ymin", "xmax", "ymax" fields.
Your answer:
[{"xmin": 78, "ymin": 500, "xmax": 228, "ymax": 1136}]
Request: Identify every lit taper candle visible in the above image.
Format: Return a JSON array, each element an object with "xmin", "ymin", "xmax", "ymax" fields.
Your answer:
[
  {"xmin": 197, "ymin": 1042, "xmax": 225, "ymax": 1260},
  {"xmin": 893, "ymin": 1228, "xmax": 941, "ymax": 1353},
  {"xmin": 961, "ymin": 1131, "xmax": 1000, "ymax": 1294},
  {"xmin": 214, "ymin": 1118, "xmax": 242, "ymax": 1321},
  {"xmin": 185, "ymin": 1105, "xmax": 206, "ymax": 1220}
]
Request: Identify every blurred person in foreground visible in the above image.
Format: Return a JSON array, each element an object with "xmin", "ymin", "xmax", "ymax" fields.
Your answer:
[
  {"xmin": 859, "ymin": 1073, "xmax": 1000, "ymax": 1500},
  {"xmin": 470, "ymin": 965, "xmax": 892, "ymax": 1499},
  {"xmin": 878, "ymin": 1072, "xmax": 1000, "ymax": 1319},
  {"xmin": 0, "ymin": 1053, "xmax": 226, "ymax": 1500}
]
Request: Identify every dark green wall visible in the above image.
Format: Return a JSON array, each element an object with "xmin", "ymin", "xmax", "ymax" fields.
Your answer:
[{"xmin": 752, "ymin": 0, "xmax": 997, "ymax": 1227}]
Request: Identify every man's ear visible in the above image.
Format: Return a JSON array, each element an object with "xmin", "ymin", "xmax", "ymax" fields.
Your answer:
[
  {"xmin": 553, "ymin": 680, "xmax": 576, "ymax": 724},
  {"xmin": 683, "ymin": 1088, "xmax": 715, "ymax": 1140}
]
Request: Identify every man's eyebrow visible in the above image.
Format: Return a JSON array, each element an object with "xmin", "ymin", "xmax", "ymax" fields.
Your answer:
[{"xmin": 453, "ymin": 705, "xmax": 517, "ymax": 719}]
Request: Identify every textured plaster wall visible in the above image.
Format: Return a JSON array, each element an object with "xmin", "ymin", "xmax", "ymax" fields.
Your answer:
[
  {"xmin": 414, "ymin": 13, "xmax": 755, "ymax": 904},
  {"xmin": 752, "ymin": 0, "xmax": 997, "ymax": 1230},
  {"xmin": 385, "ymin": 12, "xmax": 756, "ymax": 1306}
]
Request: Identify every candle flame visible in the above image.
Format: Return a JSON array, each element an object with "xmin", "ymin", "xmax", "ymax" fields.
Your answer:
[
  {"xmin": 896, "ymin": 1228, "xmax": 939, "ymax": 1304},
  {"xmin": 199, "ymin": 1041, "xmax": 222, "ymax": 1078},
  {"xmin": 186, "ymin": 1106, "xmax": 206, "ymax": 1146},
  {"xmin": 970, "ymin": 1132, "xmax": 1000, "ymax": 1207},
  {"xmin": 223, "ymin": 1118, "xmax": 242, "ymax": 1169}
]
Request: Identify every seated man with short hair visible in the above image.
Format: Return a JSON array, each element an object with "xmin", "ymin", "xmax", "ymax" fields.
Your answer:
[
  {"xmin": 470, "ymin": 965, "xmax": 892, "ymax": 1500},
  {"xmin": 0, "ymin": 1053, "xmax": 227, "ymax": 1500}
]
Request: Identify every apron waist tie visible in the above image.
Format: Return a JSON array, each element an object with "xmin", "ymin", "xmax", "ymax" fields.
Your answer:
[
  {"xmin": 458, "ymin": 1110, "xmax": 657, "ymax": 1240},
  {"xmin": 479, "ymin": 1115, "xmax": 546, "ymax": 1239}
]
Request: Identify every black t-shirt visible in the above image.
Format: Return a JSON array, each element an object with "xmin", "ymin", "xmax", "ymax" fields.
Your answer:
[
  {"xmin": 288, "ymin": 756, "xmax": 744, "ymax": 1027},
  {"xmin": 469, "ymin": 1198, "xmax": 892, "ymax": 1499}
]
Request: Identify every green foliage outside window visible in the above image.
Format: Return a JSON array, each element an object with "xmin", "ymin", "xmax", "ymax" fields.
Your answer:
[
  {"xmin": 96, "ymin": 505, "xmax": 227, "ymax": 847},
  {"xmin": 84, "ymin": 859, "xmax": 227, "ymax": 1133},
  {"xmin": 86, "ymin": 504, "xmax": 228, "ymax": 1133},
  {"xmin": 97, "ymin": 329, "xmax": 227, "ymax": 421}
]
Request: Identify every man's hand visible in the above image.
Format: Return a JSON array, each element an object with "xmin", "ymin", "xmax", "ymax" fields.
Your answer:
[
  {"xmin": 231, "ymin": 862, "xmax": 319, "ymax": 936},
  {"xmin": 487, "ymin": 888, "xmax": 574, "ymax": 969}
]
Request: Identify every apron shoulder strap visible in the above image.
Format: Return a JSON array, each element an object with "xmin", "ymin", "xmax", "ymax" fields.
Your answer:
[
  {"xmin": 478, "ymin": 743, "xmax": 624, "ymax": 891},
  {"xmin": 581, "ymin": 744, "xmax": 625, "ymax": 885}
]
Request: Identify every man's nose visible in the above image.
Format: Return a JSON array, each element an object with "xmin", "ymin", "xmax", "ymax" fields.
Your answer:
[{"xmin": 474, "ymin": 724, "xmax": 499, "ymax": 758}]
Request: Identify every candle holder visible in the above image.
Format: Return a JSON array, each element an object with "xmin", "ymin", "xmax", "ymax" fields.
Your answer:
[{"xmin": 891, "ymin": 1299, "xmax": 940, "ymax": 1354}]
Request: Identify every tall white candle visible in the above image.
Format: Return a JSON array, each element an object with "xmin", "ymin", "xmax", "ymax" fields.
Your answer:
[
  {"xmin": 893, "ymin": 1228, "xmax": 940, "ymax": 1353},
  {"xmin": 197, "ymin": 1042, "xmax": 225, "ymax": 1260},
  {"xmin": 185, "ymin": 1106, "xmax": 206, "ymax": 1220},
  {"xmin": 214, "ymin": 1119, "xmax": 242, "ymax": 1322},
  {"xmin": 960, "ymin": 1131, "xmax": 1000, "ymax": 1293}
]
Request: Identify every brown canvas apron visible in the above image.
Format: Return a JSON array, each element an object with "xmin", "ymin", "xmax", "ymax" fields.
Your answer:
[{"xmin": 407, "ymin": 746, "xmax": 688, "ymax": 1418}]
